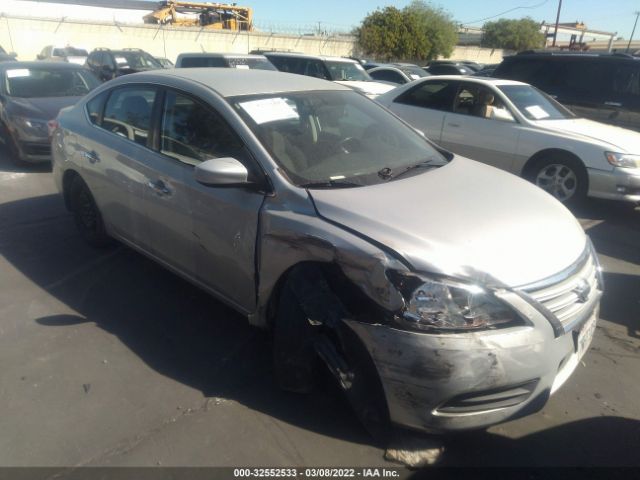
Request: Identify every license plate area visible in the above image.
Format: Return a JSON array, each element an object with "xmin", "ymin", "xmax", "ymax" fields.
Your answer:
[{"xmin": 573, "ymin": 311, "xmax": 597, "ymax": 360}]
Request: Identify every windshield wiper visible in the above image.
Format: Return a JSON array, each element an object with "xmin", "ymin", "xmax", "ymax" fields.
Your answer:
[
  {"xmin": 379, "ymin": 159, "xmax": 440, "ymax": 182},
  {"xmin": 300, "ymin": 179, "xmax": 362, "ymax": 189}
]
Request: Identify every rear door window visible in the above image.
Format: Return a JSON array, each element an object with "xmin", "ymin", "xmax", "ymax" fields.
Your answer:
[
  {"xmin": 395, "ymin": 80, "xmax": 458, "ymax": 112},
  {"xmin": 102, "ymin": 87, "xmax": 157, "ymax": 146},
  {"xmin": 553, "ymin": 60, "xmax": 609, "ymax": 101}
]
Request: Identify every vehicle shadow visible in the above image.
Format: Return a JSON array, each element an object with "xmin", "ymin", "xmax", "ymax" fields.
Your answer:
[
  {"xmin": 567, "ymin": 199, "xmax": 640, "ymax": 337},
  {"xmin": 435, "ymin": 416, "xmax": 640, "ymax": 467},
  {"xmin": 0, "ymin": 193, "xmax": 376, "ymax": 449}
]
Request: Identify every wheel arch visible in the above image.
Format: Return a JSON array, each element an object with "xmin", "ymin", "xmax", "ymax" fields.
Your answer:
[
  {"xmin": 61, "ymin": 169, "xmax": 82, "ymax": 211},
  {"xmin": 521, "ymin": 148, "xmax": 586, "ymax": 180}
]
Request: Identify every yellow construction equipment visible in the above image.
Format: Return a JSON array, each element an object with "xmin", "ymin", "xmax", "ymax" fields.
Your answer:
[{"xmin": 144, "ymin": 1, "xmax": 253, "ymax": 31}]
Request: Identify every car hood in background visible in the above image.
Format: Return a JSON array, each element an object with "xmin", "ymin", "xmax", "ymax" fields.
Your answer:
[
  {"xmin": 335, "ymin": 80, "xmax": 396, "ymax": 96},
  {"xmin": 6, "ymin": 96, "xmax": 85, "ymax": 121},
  {"xmin": 309, "ymin": 157, "xmax": 586, "ymax": 288},
  {"xmin": 533, "ymin": 118, "xmax": 640, "ymax": 153}
]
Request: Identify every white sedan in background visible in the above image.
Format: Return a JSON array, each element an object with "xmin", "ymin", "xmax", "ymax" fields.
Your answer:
[{"xmin": 377, "ymin": 76, "xmax": 640, "ymax": 204}]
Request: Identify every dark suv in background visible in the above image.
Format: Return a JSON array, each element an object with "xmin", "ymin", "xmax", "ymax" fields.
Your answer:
[
  {"xmin": 493, "ymin": 52, "xmax": 640, "ymax": 131},
  {"xmin": 86, "ymin": 48, "xmax": 162, "ymax": 82}
]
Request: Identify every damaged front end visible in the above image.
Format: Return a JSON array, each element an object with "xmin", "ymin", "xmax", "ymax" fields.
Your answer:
[{"xmin": 252, "ymin": 193, "xmax": 599, "ymax": 436}]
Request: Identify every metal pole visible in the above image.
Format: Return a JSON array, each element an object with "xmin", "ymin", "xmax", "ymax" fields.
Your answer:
[
  {"xmin": 627, "ymin": 11, "xmax": 640, "ymax": 53},
  {"xmin": 552, "ymin": 0, "xmax": 563, "ymax": 47}
]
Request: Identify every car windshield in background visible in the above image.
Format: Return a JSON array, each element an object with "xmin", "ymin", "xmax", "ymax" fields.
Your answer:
[
  {"xmin": 399, "ymin": 66, "xmax": 427, "ymax": 79},
  {"xmin": 53, "ymin": 47, "xmax": 88, "ymax": 57},
  {"xmin": 226, "ymin": 57, "xmax": 277, "ymax": 70},
  {"xmin": 232, "ymin": 90, "xmax": 447, "ymax": 187},
  {"xmin": 499, "ymin": 84, "xmax": 575, "ymax": 121},
  {"xmin": 3, "ymin": 67, "xmax": 99, "ymax": 98},
  {"xmin": 113, "ymin": 52, "xmax": 162, "ymax": 69},
  {"xmin": 325, "ymin": 61, "xmax": 370, "ymax": 82}
]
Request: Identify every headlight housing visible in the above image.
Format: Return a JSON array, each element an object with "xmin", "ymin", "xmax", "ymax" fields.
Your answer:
[
  {"xmin": 605, "ymin": 152, "xmax": 640, "ymax": 169},
  {"xmin": 392, "ymin": 275, "xmax": 521, "ymax": 333},
  {"xmin": 13, "ymin": 116, "xmax": 49, "ymax": 138}
]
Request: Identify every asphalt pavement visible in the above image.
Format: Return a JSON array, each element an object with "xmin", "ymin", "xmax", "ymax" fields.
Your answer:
[{"xmin": 0, "ymin": 150, "xmax": 638, "ymax": 469}]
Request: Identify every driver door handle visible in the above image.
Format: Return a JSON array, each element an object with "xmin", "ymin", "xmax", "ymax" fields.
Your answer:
[
  {"xmin": 81, "ymin": 150, "xmax": 100, "ymax": 164},
  {"xmin": 147, "ymin": 179, "xmax": 172, "ymax": 196},
  {"xmin": 604, "ymin": 101, "xmax": 623, "ymax": 107},
  {"xmin": 447, "ymin": 123, "xmax": 460, "ymax": 128}
]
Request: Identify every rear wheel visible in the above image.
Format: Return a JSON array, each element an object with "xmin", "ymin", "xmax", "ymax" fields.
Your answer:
[
  {"xmin": 69, "ymin": 176, "xmax": 112, "ymax": 247},
  {"xmin": 527, "ymin": 154, "xmax": 588, "ymax": 205}
]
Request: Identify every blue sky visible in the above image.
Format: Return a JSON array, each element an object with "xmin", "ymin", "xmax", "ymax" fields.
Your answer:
[{"xmin": 200, "ymin": 0, "xmax": 640, "ymax": 39}]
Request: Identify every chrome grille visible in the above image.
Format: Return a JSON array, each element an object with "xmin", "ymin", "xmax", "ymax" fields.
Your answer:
[{"xmin": 519, "ymin": 245, "xmax": 601, "ymax": 332}]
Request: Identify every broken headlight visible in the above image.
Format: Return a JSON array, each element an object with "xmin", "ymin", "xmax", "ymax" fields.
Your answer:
[{"xmin": 396, "ymin": 277, "xmax": 519, "ymax": 332}]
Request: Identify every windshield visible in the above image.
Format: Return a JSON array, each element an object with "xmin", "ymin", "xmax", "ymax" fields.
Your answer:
[
  {"xmin": 113, "ymin": 52, "xmax": 162, "ymax": 69},
  {"xmin": 232, "ymin": 90, "xmax": 447, "ymax": 187},
  {"xmin": 325, "ymin": 61, "xmax": 371, "ymax": 82},
  {"xmin": 499, "ymin": 84, "xmax": 575, "ymax": 120},
  {"xmin": 3, "ymin": 67, "xmax": 99, "ymax": 98},
  {"xmin": 397, "ymin": 65, "xmax": 427, "ymax": 80},
  {"xmin": 53, "ymin": 47, "xmax": 88, "ymax": 57},
  {"xmin": 226, "ymin": 57, "xmax": 277, "ymax": 71}
]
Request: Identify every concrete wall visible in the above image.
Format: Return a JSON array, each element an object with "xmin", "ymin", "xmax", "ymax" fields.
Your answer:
[
  {"xmin": 445, "ymin": 46, "xmax": 512, "ymax": 64},
  {"xmin": 0, "ymin": 14, "xmax": 511, "ymax": 65},
  {"xmin": 0, "ymin": 15, "xmax": 356, "ymax": 62}
]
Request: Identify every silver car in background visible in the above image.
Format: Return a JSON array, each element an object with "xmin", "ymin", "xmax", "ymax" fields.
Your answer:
[{"xmin": 51, "ymin": 69, "xmax": 602, "ymax": 439}]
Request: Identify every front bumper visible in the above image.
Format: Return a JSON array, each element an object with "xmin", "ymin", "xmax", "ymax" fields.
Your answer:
[
  {"xmin": 588, "ymin": 166, "xmax": 640, "ymax": 203},
  {"xmin": 346, "ymin": 291, "xmax": 599, "ymax": 434}
]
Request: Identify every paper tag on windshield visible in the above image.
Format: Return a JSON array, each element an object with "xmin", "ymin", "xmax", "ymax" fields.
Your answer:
[
  {"xmin": 6, "ymin": 69, "xmax": 30, "ymax": 78},
  {"xmin": 239, "ymin": 98, "xmax": 299, "ymax": 124},
  {"xmin": 235, "ymin": 64, "xmax": 250, "ymax": 69},
  {"xmin": 410, "ymin": 74, "xmax": 420, "ymax": 80},
  {"xmin": 115, "ymin": 56, "xmax": 128, "ymax": 64},
  {"xmin": 525, "ymin": 105, "xmax": 550, "ymax": 119}
]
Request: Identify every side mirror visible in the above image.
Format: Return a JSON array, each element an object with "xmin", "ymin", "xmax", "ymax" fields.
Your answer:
[
  {"xmin": 10, "ymin": 52, "xmax": 17, "ymax": 59},
  {"xmin": 194, "ymin": 157, "xmax": 249, "ymax": 186}
]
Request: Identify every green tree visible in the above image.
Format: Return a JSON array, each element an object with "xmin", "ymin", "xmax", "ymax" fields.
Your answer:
[
  {"xmin": 481, "ymin": 18, "xmax": 545, "ymax": 51},
  {"xmin": 356, "ymin": 1, "xmax": 457, "ymax": 61}
]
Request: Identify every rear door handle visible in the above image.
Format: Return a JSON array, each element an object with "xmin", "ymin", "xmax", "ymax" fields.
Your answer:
[
  {"xmin": 147, "ymin": 180, "xmax": 172, "ymax": 196},
  {"xmin": 447, "ymin": 123, "xmax": 460, "ymax": 128},
  {"xmin": 604, "ymin": 101, "xmax": 623, "ymax": 107},
  {"xmin": 81, "ymin": 150, "xmax": 100, "ymax": 164}
]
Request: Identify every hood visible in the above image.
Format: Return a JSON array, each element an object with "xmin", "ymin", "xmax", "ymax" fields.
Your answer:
[
  {"xmin": 309, "ymin": 157, "xmax": 586, "ymax": 288},
  {"xmin": 7, "ymin": 96, "xmax": 84, "ymax": 121},
  {"xmin": 533, "ymin": 118, "xmax": 640, "ymax": 153},
  {"xmin": 335, "ymin": 80, "xmax": 395, "ymax": 96}
]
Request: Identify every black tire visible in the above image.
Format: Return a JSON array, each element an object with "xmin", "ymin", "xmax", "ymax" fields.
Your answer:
[
  {"xmin": 273, "ymin": 279, "xmax": 320, "ymax": 393},
  {"xmin": 526, "ymin": 154, "xmax": 588, "ymax": 206},
  {"xmin": 69, "ymin": 176, "xmax": 112, "ymax": 247},
  {"xmin": 273, "ymin": 271, "xmax": 391, "ymax": 442}
]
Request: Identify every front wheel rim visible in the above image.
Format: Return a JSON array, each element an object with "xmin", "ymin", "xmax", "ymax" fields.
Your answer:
[{"xmin": 535, "ymin": 164, "xmax": 578, "ymax": 202}]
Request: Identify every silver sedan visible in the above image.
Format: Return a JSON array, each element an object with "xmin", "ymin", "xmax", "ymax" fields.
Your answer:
[{"xmin": 51, "ymin": 69, "xmax": 601, "ymax": 440}]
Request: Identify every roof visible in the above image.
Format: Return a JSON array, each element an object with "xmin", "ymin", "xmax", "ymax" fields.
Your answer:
[
  {"xmin": 0, "ymin": 61, "xmax": 88, "ymax": 70},
  {"xmin": 511, "ymin": 51, "xmax": 640, "ymax": 60},
  {"xmin": 176, "ymin": 53, "xmax": 268, "ymax": 59},
  {"xmin": 262, "ymin": 52, "xmax": 358, "ymax": 63},
  {"xmin": 424, "ymin": 75, "xmax": 526, "ymax": 86},
  {"xmin": 133, "ymin": 68, "xmax": 350, "ymax": 97}
]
